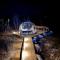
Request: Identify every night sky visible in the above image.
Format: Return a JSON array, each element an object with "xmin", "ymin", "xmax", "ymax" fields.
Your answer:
[
  {"xmin": 0, "ymin": 1, "xmax": 48, "ymax": 16},
  {"xmin": 0, "ymin": 1, "xmax": 60, "ymax": 36}
]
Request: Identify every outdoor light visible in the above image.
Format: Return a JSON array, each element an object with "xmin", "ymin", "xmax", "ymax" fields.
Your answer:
[
  {"xmin": 12, "ymin": 31, "xmax": 18, "ymax": 35},
  {"xmin": 12, "ymin": 31, "xmax": 16, "ymax": 34}
]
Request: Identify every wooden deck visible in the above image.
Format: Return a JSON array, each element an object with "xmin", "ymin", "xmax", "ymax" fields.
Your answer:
[{"xmin": 21, "ymin": 37, "xmax": 37, "ymax": 60}]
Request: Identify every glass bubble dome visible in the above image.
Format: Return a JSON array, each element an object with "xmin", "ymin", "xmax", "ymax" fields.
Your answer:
[
  {"xmin": 22, "ymin": 22, "xmax": 33, "ymax": 29},
  {"xmin": 19, "ymin": 21, "xmax": 35, "ymax": 30},
  {"xmin": 19, "ymin": 21, "xmax": 36, "ymax": 36}
]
